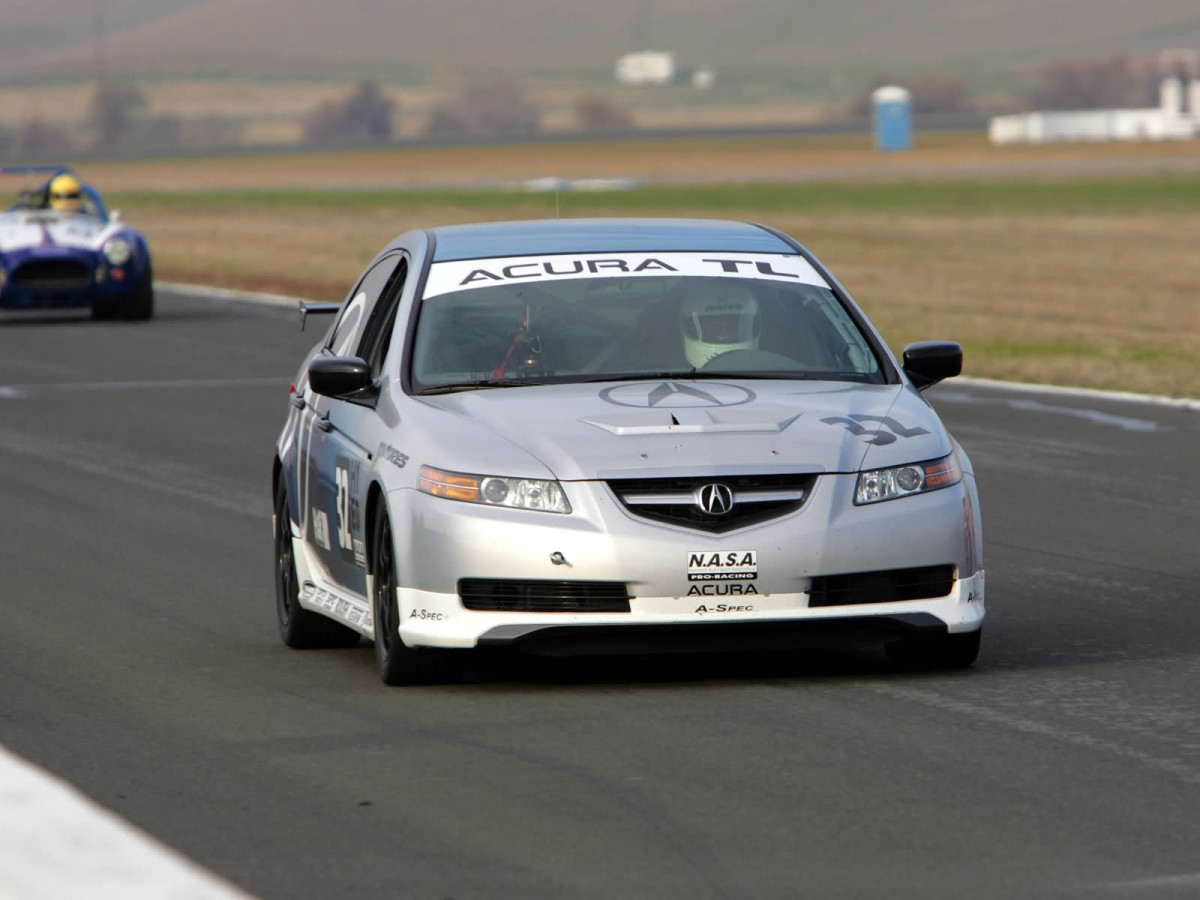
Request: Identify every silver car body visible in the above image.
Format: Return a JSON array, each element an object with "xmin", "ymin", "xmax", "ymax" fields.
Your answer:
[{"xmin": 274, "ymin": 219, "xmax": 984, "ymax": 658}]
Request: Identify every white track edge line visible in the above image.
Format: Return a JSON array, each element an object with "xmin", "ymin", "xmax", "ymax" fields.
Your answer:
[
  {"xmin": 0, "ymin": 746, "xmax": 255, "ymax": 899},
  {"xmin": 159, "ymin": 280, "xmax": 1200, "ymax": 411}
]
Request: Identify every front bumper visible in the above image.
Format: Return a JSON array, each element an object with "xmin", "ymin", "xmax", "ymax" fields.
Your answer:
[
  {"xmin": 0, "ymin": 257, "xmax": 138, "ymax": 311},
  {"xmin": 390, "ymin": 472, "xmax": 986, "ymax": 651}
]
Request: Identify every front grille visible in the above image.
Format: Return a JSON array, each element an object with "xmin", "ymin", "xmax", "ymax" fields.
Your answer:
[
  {"xmin": 459, "ymin": 579, "xmax": 632, "ymax": 613},
  {"xmin": 808, "ymin": 565, "xmax": 954, "ymax": 607},
  {"xmin": 13, "ymin": 259, "xmax": 91, "ymax": 290},
  {"xmin": 607, "ymin": 473, "xmax": 816, "ymax": 533}
]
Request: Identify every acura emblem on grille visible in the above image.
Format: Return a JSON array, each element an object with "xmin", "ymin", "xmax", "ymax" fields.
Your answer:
[{"xmin": 697, "ymin": 483, "xmax": 735, "ymax": 515}]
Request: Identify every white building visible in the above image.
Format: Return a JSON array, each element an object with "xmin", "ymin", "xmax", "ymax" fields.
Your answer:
[
  {"xmin": 691, "ymin": 66, "xmax": 717, "ymax": 90},
  {"xmin": 989, "ymin": 76, "xmax": 1200, "ymax": 144},
  {"xmin": 615, "ymin": 51, "xmax": 676, "ymax": 86}
]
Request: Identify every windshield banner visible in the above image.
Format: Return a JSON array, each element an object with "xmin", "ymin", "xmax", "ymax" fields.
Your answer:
[{"xmin": 423, "ymin": 252, "xmax": 830, "ymax": 298}]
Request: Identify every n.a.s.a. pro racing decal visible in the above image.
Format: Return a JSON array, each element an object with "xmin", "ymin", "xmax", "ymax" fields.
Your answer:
[
  {"xmin": 422, "ymin": 252, "xmax": 830, "ymax": 298},
  {"xmin": 687, "ymin": 550, "xmax": 757, "ymax": 582}
]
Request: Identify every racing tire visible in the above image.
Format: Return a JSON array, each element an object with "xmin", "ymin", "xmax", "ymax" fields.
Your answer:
[
  {"xmin": 371, "ymin": 504, "xmax": 464, "ymax": 686},
  {"xmin": 885, "ymin": 628, "xmax": 982, "ymax": 670},
  {"xmin": 91, "ymin": 295, "xmax": 119, "ymax": 321},
  {"xmin": 274, "ymin": 479, "xmax": 361, "ymax": 650},
  {"xmin": 91, "ymin": 264, "xmax": 153, "ymax": 321},
  {"xmin": 119, "ymin": 263, "xmax": 154, "ymax": 321}
]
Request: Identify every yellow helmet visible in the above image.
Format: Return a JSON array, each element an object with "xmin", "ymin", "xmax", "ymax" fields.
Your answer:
[{"xmin": 48, "ymin": 173, "xmax": 83, "ymax": 213}]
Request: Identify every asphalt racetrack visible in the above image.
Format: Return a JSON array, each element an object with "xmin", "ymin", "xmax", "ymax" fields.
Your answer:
[{"xmin": 2, "ymin": 288, "xmax": 1198, "ymax": 899}]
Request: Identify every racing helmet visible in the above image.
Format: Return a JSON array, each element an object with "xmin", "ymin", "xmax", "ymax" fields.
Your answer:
[
  {"xmin": 679, "ymin": 279, "xmax": 761, "ymax": 368},
  {"xmin": 47, "ymin": 173, "xmax": 83, "ymax": 214}
]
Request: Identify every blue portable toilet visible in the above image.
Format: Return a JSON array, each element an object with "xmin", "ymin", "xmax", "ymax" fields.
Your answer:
[{"xmin": 872, "ymin": 85, "xmax": 912, "ymax": 152}]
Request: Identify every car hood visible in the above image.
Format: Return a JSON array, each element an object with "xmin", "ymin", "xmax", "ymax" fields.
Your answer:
[
  {"xmin": 0, "ymin": 211, "xmax": 116, "ymax": 253},
  {"xmin": 412, "ymin": 379, "xmax": 950, "ymax": 481}
]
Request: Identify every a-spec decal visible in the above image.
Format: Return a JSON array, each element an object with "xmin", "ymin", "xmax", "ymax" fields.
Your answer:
[
  {"xmin": 821, "ymin": 414, "xmax": 930, "ymax": 446},
  {"xmin": 600, "ymin": 381, "xmax": 755, "ymax": 409},
  {"xmin": 422, "ymin": 252, "xmax": 829, "ymax": 298}
]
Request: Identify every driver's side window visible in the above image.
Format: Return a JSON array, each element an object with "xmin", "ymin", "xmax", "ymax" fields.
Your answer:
[
  {"xmin": 325, "ymin": 255, "xmax": 402, "ymax": 357},
  {"xmin": 356, "ymin": 258, "xmax": 409, "ymax": 377}
]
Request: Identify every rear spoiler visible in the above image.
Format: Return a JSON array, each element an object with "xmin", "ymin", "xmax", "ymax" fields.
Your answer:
[{"xmin": 299, "ymin": 301, "xmax": 341, "ymax": 331}]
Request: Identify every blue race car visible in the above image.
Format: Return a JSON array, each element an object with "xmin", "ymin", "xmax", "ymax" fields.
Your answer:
[{"xmin": 0, "ymin": 167, "xmax": 153, "ymax": 320}]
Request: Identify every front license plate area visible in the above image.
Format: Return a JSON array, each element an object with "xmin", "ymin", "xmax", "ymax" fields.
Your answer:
[{"xmin": 687, "ymin": 550, "xmax": 758, "ymax": 582}]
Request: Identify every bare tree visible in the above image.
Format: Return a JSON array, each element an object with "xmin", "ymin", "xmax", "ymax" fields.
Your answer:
[
  {"xmin": 303, "ymin": 82, "xmax": 396, "ymax": 146},
  {"xmin": 574, "ymin": 94, "xmax": 633, "ymax": 131},
  {"xmin": 850, "ymin": 74, "xmax": 974, "ymax": 116},
  {"xmin": 1029, "ymin": 55, "xmax": 1158, "ymax": 110},
  {"xmin": 424, "ymin": 79, "xmax": 541, "ymax": 137},
  {"xmin": 89, "ymin": 82, "xmax": 147, "ymax": 149},
  {"xmin": 13, "ymin": 118, "xmax": 76, "ymax": 158}
]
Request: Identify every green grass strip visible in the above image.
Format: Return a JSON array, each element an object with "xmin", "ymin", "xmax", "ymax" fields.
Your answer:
[{"xmin": 111, "ymin": 172, "xmax": 1200, "ymax": 215}]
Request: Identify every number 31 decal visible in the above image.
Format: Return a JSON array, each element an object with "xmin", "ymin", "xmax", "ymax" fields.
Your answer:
[
  {"xmin": 333, "ymin": 456, "xmax": 366, "ymax": 567},
  {"xmin": 335, "ymin": 464, "xmax": 353, "ymax": 551}
]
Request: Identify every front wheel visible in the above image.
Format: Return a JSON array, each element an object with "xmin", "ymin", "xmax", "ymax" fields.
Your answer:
[
  {"xmin": 92, "ymin": 263, "xmax": 154, "ymax": 322},
  {"xmin": 885, "ymin": 628, "xmax": 981, "ymax": 670},
  {"xmin": 372, "ymin": 504, "xmax": 464, "ymax": 686}
]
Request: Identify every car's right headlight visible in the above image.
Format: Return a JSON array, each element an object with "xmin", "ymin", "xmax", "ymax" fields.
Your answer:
[
  {"xmin": 418, "ymin": 465, "xmax": 572, "ymax": 514},
  {"xmin": 102, "ymin": 237, "xmax": 132, "ymax": 266},
  {"xmin": 854, "ymin": 452, "xmax": 962, "ymax": 505}
]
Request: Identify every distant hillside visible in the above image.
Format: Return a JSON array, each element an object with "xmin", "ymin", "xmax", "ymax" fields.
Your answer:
[{"xmin": 4, "ymin": 0, "xmax": 1199, "ymax": 92}]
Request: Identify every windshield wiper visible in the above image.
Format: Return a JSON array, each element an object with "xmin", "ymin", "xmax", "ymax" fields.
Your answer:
[
  {"xmin": 578, "ymin": 370, "xmax": 814, "ymax": 383},
  {"xmin": 576, "ymin": 370, "xmax": 698, "ymax": 383},
  {"xmin": 415, "ymin": 378, "xmax": 546, "ymax": 395}
]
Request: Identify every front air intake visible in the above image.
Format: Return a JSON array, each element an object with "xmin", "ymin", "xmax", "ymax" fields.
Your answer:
[
  {"xmin": 13, "ymin": 259, "xmax": 91, "ymax": 290},
  {"xmin": 458, "ymin": 579, "xmax": 632, "ymax": 613},
  {"xmin": 808, "ymin": 565, "xmax": 954, "ymax": 607}
]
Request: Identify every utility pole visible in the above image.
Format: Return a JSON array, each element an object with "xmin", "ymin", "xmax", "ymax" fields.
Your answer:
[
  {"xmin": 631, "ymin": 0, "xmax": 651, "ymax": 49},
  {"xmin": 95, "ymin": 0, "xmax": 107, "ymax": 84}
]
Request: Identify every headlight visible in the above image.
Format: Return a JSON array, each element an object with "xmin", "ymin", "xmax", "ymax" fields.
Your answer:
[
  {"xmin": 102, "ymin": 238, "xmax": 133, "ymax": 266},
  {"xmin": 854, "ymin": 452, "xmax": 962, "ymax": 505},
  {"xmin": 418, "ymin": 465, "xmax": 572, "ymax": 514}
]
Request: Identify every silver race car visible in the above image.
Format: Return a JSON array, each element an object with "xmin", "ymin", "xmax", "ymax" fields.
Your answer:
[{"xmin": 272, "ymin": 218, "xmax": 984, "ymax": 684}]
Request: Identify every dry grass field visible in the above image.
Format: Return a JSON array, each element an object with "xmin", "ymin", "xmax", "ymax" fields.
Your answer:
[
  {"xmin": 76, "ymin": 131, "xmax": 1200, "ymax": 191},
  {"xmin": 72, "ymin": 133, "xmax": 1200, "ymax": 398}
]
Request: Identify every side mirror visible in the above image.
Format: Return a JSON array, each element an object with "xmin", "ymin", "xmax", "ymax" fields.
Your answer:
[
  {"xmin": 308, "ymin": 356, "xmax": 375, "ymax": 400},
  {"xmin": 902, "ymin": 341, "xmax": 962, "ymax": 390}
]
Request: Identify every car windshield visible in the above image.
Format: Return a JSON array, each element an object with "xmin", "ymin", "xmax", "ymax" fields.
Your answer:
[{"xmin": 410, "ymin": 251, "xmax": 885, "ymax": 391}]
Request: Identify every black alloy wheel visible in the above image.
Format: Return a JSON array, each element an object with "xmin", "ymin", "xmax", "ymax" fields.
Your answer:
[{"xmin": 371, "ymin": 503, "xmax": 464, "ymax": 686}]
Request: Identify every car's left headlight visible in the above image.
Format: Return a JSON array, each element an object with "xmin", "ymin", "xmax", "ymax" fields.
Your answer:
[
  {"xmin": 102, "ymin": 237, "xmax": 133, "ymax": 266},
  {"xmin": 854, "ymin": 452, "xmax": 962, "ymax": 505},
  {"xmin": 418, "ymin": 465, "xmax": 572, "ymax": 514}
]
